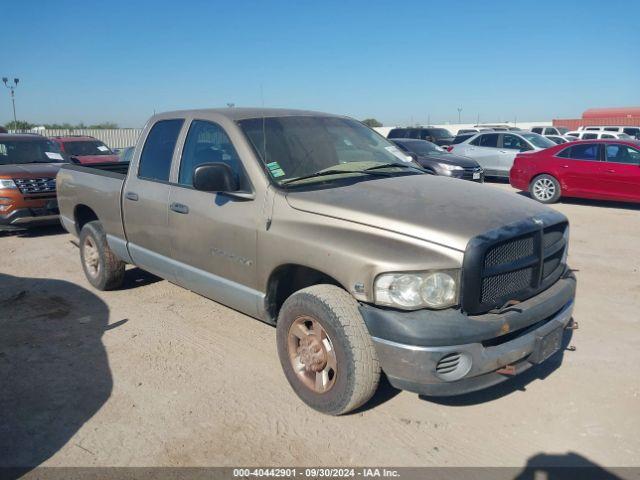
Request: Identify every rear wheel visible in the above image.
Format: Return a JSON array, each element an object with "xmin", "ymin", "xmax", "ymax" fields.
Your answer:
[
  {"xmin": 276, "ymin": 284, "xmax": 380, "ymax": 415},
  {"xmin": 530, "ymin": 174, "xmax": 561, "ymax": 204},
  {"xmin": 79, "ymin": 221, "xmax": 125, "ymax": 290}
]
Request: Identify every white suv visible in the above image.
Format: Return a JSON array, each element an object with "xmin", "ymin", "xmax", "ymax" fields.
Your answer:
[
  {"xmin": 565, "ymin": 131, "xmax": 634, "ymax": 140},
  {"xmin": 449, "ymin": 131, "xmax": 556, "ymax": 177},
  {"xmin": 577, "ymin": 126, "xmax": 640, "ymax": 139}
]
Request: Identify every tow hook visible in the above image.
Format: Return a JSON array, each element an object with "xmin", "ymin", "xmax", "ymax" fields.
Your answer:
[
  {"xmin": 565, "ymin": 320, "xmax": 579, "ymax": 330},
  {"xmin": 496, "ymin": 365, "xmax": 516, "ymax": 376}
]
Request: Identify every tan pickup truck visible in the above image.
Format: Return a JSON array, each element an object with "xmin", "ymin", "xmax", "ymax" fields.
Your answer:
[{"xmin": 57, "ymin": 109, "xmax": 576, "ymax": 415}]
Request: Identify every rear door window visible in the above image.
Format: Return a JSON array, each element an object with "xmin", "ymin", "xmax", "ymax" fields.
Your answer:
[
  {"xmin": 565, "ymin": 144, "xmax": 601, "ymax": 161},
  {"xmin": 477, "ymin": 133, "xmax": 499, "ymax": 148},
  {"xmin": 531, "ymin": 127, "xmax": 543, "ymax": 134},
  {"xmin": 138, "ymin": 119, "xmax": 184, "ymax": 181}
]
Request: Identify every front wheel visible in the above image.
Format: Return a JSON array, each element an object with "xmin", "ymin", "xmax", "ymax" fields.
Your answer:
[
  {"xmin": 276, "ymin": 285, "xmax": 380, "ymax": 415},
  {"xmin": 530, "ymin": 174, "xmax": 561, "ymax": 204}
]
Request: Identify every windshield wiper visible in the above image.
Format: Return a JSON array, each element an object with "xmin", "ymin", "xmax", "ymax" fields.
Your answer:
[
  {"xmin": 363, "ymin": 162, "xmax": 421, "ymax": 172},
  {"xmin": 281, "ymin": 168, "xmax": 391, "ymax": 186}
]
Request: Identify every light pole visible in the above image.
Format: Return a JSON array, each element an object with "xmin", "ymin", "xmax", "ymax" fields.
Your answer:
[
  {"xmin": 457, "ymin": 106, "xmax": 463, "ymax": 124},
  {"xmin": 2, "ymin": 77, "xmax": 19, "ymax": 127}
]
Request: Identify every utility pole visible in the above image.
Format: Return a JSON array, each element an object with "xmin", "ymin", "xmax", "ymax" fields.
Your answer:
[
  {"xmin": 457, "ymin": 107, "xmax": 463, "ymax": 124},
  {"xmin": 2, "ymin": 77, "xmax": 19, "ymax": 127}
]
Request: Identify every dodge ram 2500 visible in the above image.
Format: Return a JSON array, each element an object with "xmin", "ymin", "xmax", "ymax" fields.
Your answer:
[{"xmin": 57, "ymin": 108, "xmax": 576, "ymax": 415}]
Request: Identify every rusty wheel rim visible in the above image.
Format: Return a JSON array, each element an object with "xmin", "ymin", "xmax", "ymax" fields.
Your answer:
[
  {"xmin": 287, "ymin": 315, "xmax": 337, "ymax": 394},
  {"xmin": 83, "ymin": 236, "xmax": 100, "ymax": 278}
]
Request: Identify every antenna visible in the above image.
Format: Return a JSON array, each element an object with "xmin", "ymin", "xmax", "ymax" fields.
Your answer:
[{"xmin": 261, "ymin": 84, "xmax": 267, "ymax": 161}]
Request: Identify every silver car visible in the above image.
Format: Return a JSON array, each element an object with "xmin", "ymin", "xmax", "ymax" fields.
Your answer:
[{"xmin": 450, "ymin": 131, "xmax": 555, "ymax": 177}]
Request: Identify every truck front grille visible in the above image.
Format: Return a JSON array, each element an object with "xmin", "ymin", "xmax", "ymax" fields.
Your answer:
[
  {"xmin": 462, "ymin": 213, "xmax": 568, "ymax": 315},
  {"xmin": 14, "ymin": 177, "xmax": 56, "ymax": 195}
]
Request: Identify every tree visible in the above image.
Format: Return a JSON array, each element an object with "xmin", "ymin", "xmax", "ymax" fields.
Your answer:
[
  {"xmin": 362, "ymin": 118, "xmax": 383, "ymax": 128},
  {"xmin": 4, "ymin": 120, "xmax": 35, "ymax": 131}
]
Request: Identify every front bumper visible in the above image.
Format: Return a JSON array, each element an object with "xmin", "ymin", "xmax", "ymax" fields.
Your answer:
[
  {"xmin": 439, "ymin": 166, "xmax": 484, "ymax": 182},
  {"xmin": 0, "ymin": 204, "xmax": 60, "ymax": 231},
  {"xmin": 360, "ymin": 274, "xmax": 576, "ymax": 396}
]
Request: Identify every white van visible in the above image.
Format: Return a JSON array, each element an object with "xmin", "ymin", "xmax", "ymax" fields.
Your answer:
[
  {"xmin": 577, "ymin": 126, "xmax": 640, "ymax": 138},
  {"xmin": 565, "ymin": 130, "xmax": 635, "ymax": 140}
]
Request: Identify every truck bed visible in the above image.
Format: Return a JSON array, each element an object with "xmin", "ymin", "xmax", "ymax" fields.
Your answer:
[{"xmin": 56, "ymin": 162, "xmax": 128, "ymax": 242}]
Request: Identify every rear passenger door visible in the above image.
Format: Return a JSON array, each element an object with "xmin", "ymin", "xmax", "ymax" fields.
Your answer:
[
  {"xmin": 123, "ymin": 118, "xmax": 185, "ymax": 279},
  {"xmin": 465, "ymin": 133, "xmax": 502, "ymax": 175}
]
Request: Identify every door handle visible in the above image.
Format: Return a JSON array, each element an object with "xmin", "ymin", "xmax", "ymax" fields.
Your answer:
[
  {"xmin": 169, "ymin": 202, "xmax": 189, "ymax": 214},
  {"xmin": 125, "ymin": 192, "xmax": 139, "ymax": 201},
  {"xmin": 605, "ymin": 169, "xmax": 616, "ymax": 173},
  {"xmin": 560, "ymin": 165, "xmax": 569, "ymax": 169}
]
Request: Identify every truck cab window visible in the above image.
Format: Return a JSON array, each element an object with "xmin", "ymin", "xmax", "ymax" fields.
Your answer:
[
  {"xmin": 178, "ymin": 120, "xmax": 244, "ymax": 187},
  {"xmin": 138, "ymin": 119, "xmax": 184, "ymax": 181}
]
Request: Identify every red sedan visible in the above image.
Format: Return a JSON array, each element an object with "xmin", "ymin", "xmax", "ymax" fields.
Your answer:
[{"xmin": 510, "ymin": 139, "xmax": 640, "ymax": 204}]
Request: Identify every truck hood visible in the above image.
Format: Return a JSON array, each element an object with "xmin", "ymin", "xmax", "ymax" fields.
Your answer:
[
  {"xmin": 285, "ymin": 175, "xmax": 553, "ymax": 252},
  {"xmin": 0, "ymin": 163, "xmax": 65, "ymax": 178}
]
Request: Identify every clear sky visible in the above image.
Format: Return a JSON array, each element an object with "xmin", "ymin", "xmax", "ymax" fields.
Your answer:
[{"xmin": 1, "ymin": 0, "xmax": 639, "ymax": 127}]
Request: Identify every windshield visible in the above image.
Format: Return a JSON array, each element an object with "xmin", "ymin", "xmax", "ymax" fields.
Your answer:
[
  {"xmin": 430, "ymin": 128, "xmax": 453, "ymax": 138},
  {"xmin": 557, "ymin": 127, "xmax": 569, "ymax": 134},
  {"xmin": 238, "ymin": 116, "xmax": 418, "ymax": 186},
  {"xmin": 0, "ymin": 139, "xmax": 65, "ymax": 165},
  {"xmin": 520, "ymin": 133, "xmax": 556, "ymax": 149},
  {"xmin": 63, "ymin": 140, "xmax": 113, "ymax": 156},
  {"xmin": 399, "ymin": 140, "xmax": 444, "ymax": 155}
]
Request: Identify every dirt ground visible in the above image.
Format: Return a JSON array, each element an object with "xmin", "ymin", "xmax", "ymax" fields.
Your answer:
[{"xmin": 1, "ymin": 182, "xmax": 638, "ymax": 469}]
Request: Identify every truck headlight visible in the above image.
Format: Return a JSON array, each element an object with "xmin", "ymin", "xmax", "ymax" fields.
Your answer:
[
  {"xmin": 374, "ymin": 270, "xmax": 460, "ymax": 310},
  {"xmin": 0, "ymin": 179, "xmax": 17, "ymax": 189}
]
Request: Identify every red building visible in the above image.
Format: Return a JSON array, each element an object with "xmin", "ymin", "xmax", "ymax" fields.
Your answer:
[{"xmin": 553, "ymin": 107, "xmax": 640, "ymax": 130}]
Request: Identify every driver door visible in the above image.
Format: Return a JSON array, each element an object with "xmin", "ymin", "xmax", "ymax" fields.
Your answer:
[{"xmin": 167, "ymin": 119, "xmax": 261, "ymax": 317}]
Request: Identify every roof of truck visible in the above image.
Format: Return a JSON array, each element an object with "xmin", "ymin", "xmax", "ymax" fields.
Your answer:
[{"xmin": 152, "ymin": 108, "xmax": 343, "ymax": 122}]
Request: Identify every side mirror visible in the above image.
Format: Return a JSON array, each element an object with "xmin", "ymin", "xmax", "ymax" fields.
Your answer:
[
  {"xmin": 193, "ymin": 163, "xmax": 239, "ymax": 192},
  {"xmin": 69, "ymin": 156, "xmax": 81, "ymax": 164}
]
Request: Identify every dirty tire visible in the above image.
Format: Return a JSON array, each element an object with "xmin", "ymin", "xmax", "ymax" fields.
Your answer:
[
  {"xmin": 529, "ymin": 174, "xmax": 561, "ymax": 204},
  {"xmin": 276, "ymin": 284, "xmax": 380, "ymax": 415},
  {"xmin": 79, "ymin": 221, "xmax": 125, "ymax": 291}
]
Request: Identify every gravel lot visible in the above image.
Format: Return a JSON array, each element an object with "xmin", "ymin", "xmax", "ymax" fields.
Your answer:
[{"xmin": 1, "ymin": 182, "xmax": 639, "ymax": 470}]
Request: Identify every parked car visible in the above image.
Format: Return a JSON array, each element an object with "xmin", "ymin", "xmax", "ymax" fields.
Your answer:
[
  {"xmin": 474, "ymin": 124, "xmax": 521, "ymax": 131},
  {"xmin": 117, "ymin": 146, "xmax": 135, "ymax": 163},
  {"xmin": 530, "ymin": 126, "xmax": 569, "ymax": 136},
  {"xmin": 390, "ymin": 138, "xmax": 484, "ymax": 182},
  {"xmin": 49, "ymin": 135, "xmax": 119, "ymax": 164},
  {"xmin": 578, "ymin": 126, "xmax": 640, "ymax": 139},
  {"xmin": 565, "ymin": 131, "xmax": 634, "ymax": 141},
  {"xmin": 546, "ymin": 135, "xmax": 574, "ymax": 145},
  {"xmin": 0, "ymin": 133, "xmax": 67, "ymax": 231},
  {"xmin": 57, "ymin": 108, "xmax": 576, "ymax": 415},
  {"xmin": 387, "ymin": 127, "xmax": 455, "ymax": 146},
  {"xmin": 449, "ymin": 131, "xmax": 556, "ymax": 177},
  {"xmin": 510, "ymin": 139, "xmax": 640, "ymax": 204}
]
